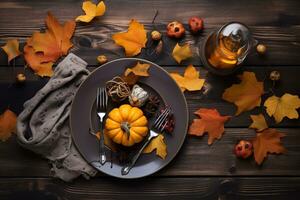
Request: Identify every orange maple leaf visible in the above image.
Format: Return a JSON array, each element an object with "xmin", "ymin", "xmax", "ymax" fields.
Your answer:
[
  {"xmin": 222, "ymin": 71, "xmax": 264, "ymax": 115},
  {"xmin": 0, "ymin": 109, "xmax": 17, "ymax": 142},
  {"xmin": 188, "ymin": 108, "xmax": 230, "ymax": 145},
  {"xmin": 112, "ymin": 19, "xmax": 147, "ymax": 57},
  {"xmin": 24, "ymin": 12, "xmax": 76, "ymax": 77},
  {"xmin": 252, "ymin": 128, "xmax": 286, "ymax": 165}
]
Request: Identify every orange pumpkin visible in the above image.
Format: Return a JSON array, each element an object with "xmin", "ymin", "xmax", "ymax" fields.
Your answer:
[{"xmin": 105, "ymin": 104, "xmax": 148, "ymax": 146}]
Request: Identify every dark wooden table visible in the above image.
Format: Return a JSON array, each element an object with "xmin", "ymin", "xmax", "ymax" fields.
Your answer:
[{"xmin": 0, "ymin": 0, "xmax": 300, "ymax": 199}]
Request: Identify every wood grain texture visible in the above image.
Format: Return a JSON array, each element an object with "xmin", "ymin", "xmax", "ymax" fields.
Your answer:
[
  {"xmin": 0, "ymin": 177, "xmax": 300, "ymax": 200},
  {"xmin": 0, "ymin": 0, "xmax": 300, "ymax": 66},
  {"xmin": 1, "ymin": 66, "xmax": 299, "ymax": 128},
  {"xmin": 0, "ymin": 0, "xmax": 300, "ymax": 198},
  {"xmin": 0, "ymin": 128, "xmax": 299, "ymax": 177}
]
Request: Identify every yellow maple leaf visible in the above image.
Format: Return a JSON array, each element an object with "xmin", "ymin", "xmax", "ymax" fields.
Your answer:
[
  {"xmin": 143, "ymin": 134, "xmax": 167, "ymax": 159},
  {"xmin": 76, "ymin": 1, "xmax": 106, "ymax": 23},
  {"xmin": 0, "ymin": 109, "xmax": 17, "ymax": 142},
  {"xmin": 172, "ymin": 43, "xmax": 193, "ymax": 64},
  {"xmin": 222, "ymin": 71, "xmax": 264, "ymax": 115},
  {"xmin": 264, "ymin": 93, "xmax": 300, "ymax": 123},
  {"xmin": 249, "ymin": 114, "xmax": 268, "ymax": 132},
  {"xmin": 170, "ymin": 65, "xmax": 205, "ymax": 92},
  {"xmin": 1, "ymin": 39, "xmax": 21, "ymax": 63},
  {"xmin": 124, "ymin": 62, "xmax": 150, "ymax": 77},
  {"xmin": 112, "ymin": 19, "xmax": 147, "ymax": 57}
]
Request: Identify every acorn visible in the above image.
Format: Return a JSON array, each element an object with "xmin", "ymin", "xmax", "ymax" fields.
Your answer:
[
  {"xmin": 256, "ymin": 44, "xmax": 267, "ymax": 55},
  {"xmin": 16, "ymin": 73, "xmax": 26, "ymax": 83},
  {"xmin": 97, "ymin": 55, "xmax": 108, "ymax": 64},
  {"xmin": 269, "ymin": 70, "xmax": 280, "ymax": 81},
  {"xmin": 151, "ymin": 30, "xmax": 162, "ymax": 41}
]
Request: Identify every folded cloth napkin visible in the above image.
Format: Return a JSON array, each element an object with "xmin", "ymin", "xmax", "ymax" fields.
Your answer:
[{"xmin": 17, "ymin": 53, "xmax": 97, "ymax": 182}]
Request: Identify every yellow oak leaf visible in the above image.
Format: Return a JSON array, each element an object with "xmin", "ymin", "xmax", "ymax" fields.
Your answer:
[
  {"xmin": 1, "ymin": 39, "xmax": 21, "ymax": 63},
  {"xmin": 143, "ymin": 134, "xmax": 167, "ymax": 159},
  {"xmin": 188, "ymin": 108, "xmax": 230, "ymax": 145},
  {"xmin": 264, "ymin": 93, "xmax": 300, "ymax": 123},
  {"xmin": 249, "ymin": 114, "xmax": 268, "ymax": 132},
  {"xmin": 76, "ymin": 1, "xmax": 106, "ymax": 23},
  {"xmin": 170, "ymin": 65, "xmax": 205, "ymax": 92},
  {"xmin": 124, "ymin": 62, "xmax": 150, "ymax": 77},
  {"xmin": 24, "ymin": 12, "xmax": 75, "ymax": 77},
  {"xmin": 112, "ymin": 19, "xmax": 147, "ymax": 57},
  {"xmin": 252, "ymin": 128, "xmax": 286, "ymax": 165},
  {"xmin": 172, "ymin": 43, "xmax": 193, "ymax": 64},
  {"xmin": 0, "ymin": 109, "xmax": 17, "ymax": 142},
  {"xmin": 222, "ymin": 71, "xmax": 264, "ymax": 115}
]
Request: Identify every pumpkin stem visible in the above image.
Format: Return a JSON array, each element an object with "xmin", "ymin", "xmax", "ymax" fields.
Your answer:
[{"xmin": 121, "ymin": 122, "xmax": 131, "ymax": 139}]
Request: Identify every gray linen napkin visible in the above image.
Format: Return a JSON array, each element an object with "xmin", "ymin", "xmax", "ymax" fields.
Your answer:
[{"xmin": 17, "ymin": 53, "xmax": 97, "ymax": 182}]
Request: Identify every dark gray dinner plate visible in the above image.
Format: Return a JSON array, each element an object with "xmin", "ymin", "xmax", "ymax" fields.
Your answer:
[{"xmin": 70, "ymin": 58, "xmax": 188, "ymax": 179}]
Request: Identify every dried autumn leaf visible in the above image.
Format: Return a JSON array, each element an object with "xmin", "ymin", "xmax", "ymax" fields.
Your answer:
[
  {"xmin": 24, "ymin": 12, "xmax": 76, "ymax": 77},
  {"xmin": 95, "ymin": 130, "xmax": 117, "ymax": 152},
  {"xmin": 264, "ymin": 93, "xmax": 300, "ymax": 123},
  {"xmin": 170, "ymin": 65, "xmax": 205, "ymax": 92},
  {"xmin": 189, "ymin": 108, "xmax": 230, "ymax": 145},
  {"xmin": 222, "ymin": 71, "xmax": 264, "ymax": 115},
  {"xmin": 124, "ymin": 62, "xmax": 150, "ymax": 77},
  {"xmin": 24, "ymin": 45, "xmax": 54, "ymax": 77},
  {"xmin": 252, "ymin": 128, "xmax": 286, "ymax": 165},
  {"xmin": 112, "ymin": 19, "xmax": 147, "ymax": 57},
  {"xmin": 121, "ymin": 71, "xmax": 139, "ymax": 86},
  {"xmin": 249, "ymin": 114, "xmax": 268, "ymax": 132},
  {"xmin": 0, "ymin": 109, "xmax": 17, "ymax": 142},
  {"xmin": 172, "ymin": 43, "xmax": 193, "ymax": 64},
  {"xmin": 143, "ymin": 134, "xmax": 167, "ymax": 159},
  {"xmin": 76, "ymin": 1, "xmax": 106, "ymax": 23},
  {"xmin": 1, "ymin": 39, "xmax": 21, "ymax": 63}
]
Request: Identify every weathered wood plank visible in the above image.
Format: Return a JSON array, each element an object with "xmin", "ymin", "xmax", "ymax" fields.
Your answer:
[
  {"xmin": 0, "ymin": 0, "xmax": 300, "ymax": 66},
  {"xmin": 0, "ymin": 128, "xmax": 299, "ymax": 177},
  {"xmin": 1, "ymin": 66, "xmax": 299, "ymax": 128},
  {"xmin": 0, "ymin": 177, "xmax": 300, "ymax": 199}
]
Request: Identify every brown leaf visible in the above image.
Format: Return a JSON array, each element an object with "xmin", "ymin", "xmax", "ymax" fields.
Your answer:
[
  {"xmin": 0, "ymin": 109, "xmax": 17, "ymax": 142},
  {"xmin": 252, "ymin": 128, "xmax": 286, "ymax": 165},
  {"xmin": 188, "ymin": 108, "xmax": 230, "ymax": 145}
]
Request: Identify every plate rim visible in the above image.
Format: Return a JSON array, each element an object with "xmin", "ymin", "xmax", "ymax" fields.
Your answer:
[{"xmin": 70, "ymin": 57, "xmax": 189, "ymax": 179}]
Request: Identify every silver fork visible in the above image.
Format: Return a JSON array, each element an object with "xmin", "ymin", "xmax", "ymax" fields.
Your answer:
[
  {"xmin": 96, "ymin": 87, "xmax": 108, "ymax": 165},
  {"xmin": 121, "ymin": 107, "xmax": 171, "ymax": 175}
]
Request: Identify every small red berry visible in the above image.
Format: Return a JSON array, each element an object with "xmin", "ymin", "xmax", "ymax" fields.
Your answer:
[{"xmin": 188, "ymin": 17, "xmax": 204, "ymax": 34}]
